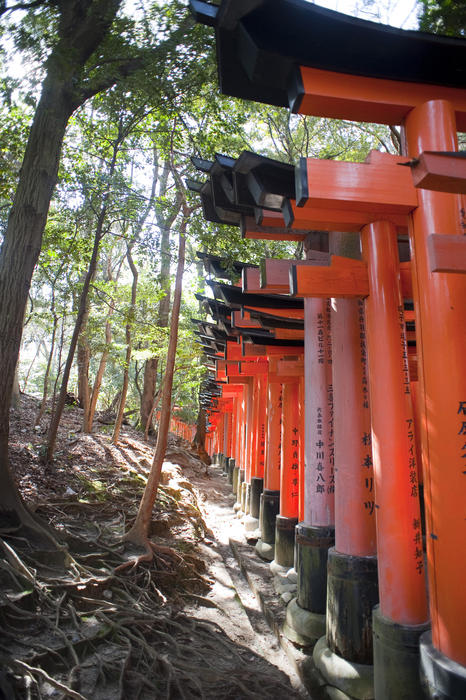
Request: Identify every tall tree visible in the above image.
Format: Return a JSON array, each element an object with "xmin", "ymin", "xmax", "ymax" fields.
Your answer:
[{"xmin": 0, "ymin": 0, "xmax": 196, "ymax": 539}]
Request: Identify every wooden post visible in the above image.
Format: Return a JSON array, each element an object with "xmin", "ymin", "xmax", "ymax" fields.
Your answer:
[{"xmin": 404, "ymin": 99, "xmax": 466, "ymax": 676}]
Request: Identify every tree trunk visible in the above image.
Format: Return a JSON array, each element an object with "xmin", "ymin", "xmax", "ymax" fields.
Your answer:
[
  {"xmin": 0, "ymin": 78, "xmax": 73, "ymax": 534},
  {"xmin": 139, "ymin": 161, "xmax": 180, "ymax": 430},
  {"xmin": 112, "ymin": 246, "xmax": 138, "ymax": 444},
  {"xmin": 36, "ymin": 310, "xmax": 58, "ymax": 426},
  {"xmin": 84, "ymin": 315, "xmax": 112, "ymax": 432},
  {"xmin": 144, "ymin": 389, "xmax": 161, "ymax": 442},
  {"xmin": 77, "ymin": 280, "xmax": 92, "ymax": 412},
  {"xmin": 77, "ymin": 333, "xmax": 91, "ymax": 411},
  {"xmin": 140, "ymin": 357, "xmax": 159, "ymax": 433},
  {"xmin": 46, "ymin": 132, "xmax": 122, "ymax": 461},
  {"xmin": 11, "ymin": 363, "xmax": 21, "ymax": 409},
  {"xmin": 192, "ymin": 406, "xmax": 210, "ymax": 465},
  {"xmin": 125, "ymin": 214, "xmax": 187, "ymax": 545},
  {"xmin": 0, "ymin": 0, "xmax": 124, "ymax": 537}
]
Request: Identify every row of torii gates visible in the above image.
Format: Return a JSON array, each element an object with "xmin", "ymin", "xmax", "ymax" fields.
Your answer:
[{"xmin": 189, "ymin": 2, "xmax": 465, "ymax": 698}]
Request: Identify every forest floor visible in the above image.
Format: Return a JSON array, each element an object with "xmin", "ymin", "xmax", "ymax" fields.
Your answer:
[{"xmin": 1, "ymin": 394, "xmax": 306, "ymax": 699}]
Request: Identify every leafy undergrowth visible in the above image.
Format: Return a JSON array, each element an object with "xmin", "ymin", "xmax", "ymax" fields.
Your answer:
[{"xmin": 1, "ymin": 395, "xmax": 297, "ymax": 699}]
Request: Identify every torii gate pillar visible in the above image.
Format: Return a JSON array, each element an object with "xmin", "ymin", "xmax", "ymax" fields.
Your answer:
[{"xmin": 404, "ymin": 99, "xmax": 466, "ymax": 696}]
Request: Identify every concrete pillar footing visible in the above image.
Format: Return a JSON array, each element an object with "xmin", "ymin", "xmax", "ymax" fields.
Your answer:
[
  {"xmin": 282, "ymin": 596, "xmax": 326, "ymax": 647},
  {"xmin": 313, "ymin": 636, "xmax": 374, "ymax": 700},
  {"xmin": 242, "ymin": 514, "xmax": 259, "ymax": 533},
  {"xmin": 327, "ymin": 549, "xmax": 378, "ymax": 665},
  {"xmin": 227, "ymin": 458, "xmax": 235, "ymax": 484},
  {"xmin": 420, "ymin": 630, "xmax": 466, "ymax": 699},
  {"xmin": 269, "ymin": 559, "xmax": 290, "ymax": 577},
  {"xmin": 250, "ymin": 476, "xmax": 263, "ymax": 519},
  {"xmin": 275, "ymin": 515, "xmax": 297, "ymax": 569},
  {"xmin": 372, "ymin": 605, "xmax": 429, "ymax": 700},
  {"xmin": 232, "ymin": 465, "xmax": 239, "ymax": 496},
  {"xmin": 259, "ymin": 489, "xmax": 280, "ymax": 545},
  {"xmin": 255, "ymin": 539, "xmax": 275, "ymax": 561}
]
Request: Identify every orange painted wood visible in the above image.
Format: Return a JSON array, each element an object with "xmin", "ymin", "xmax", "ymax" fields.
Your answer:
[
  {"xmin": 226, "ymin": 341, "xmax": 242, "ymax": 361},
  {"xmin": 231, "ymin": 310, "xmax": 262, "ymax": 329},
  {"xmin": 427, "ymin": 233, "xmax": 466, "ymax": 273},
  {"xmin": 237, "ymin": 361, "xmax": 269, "ymax": 376},
  {"xmin": 243, "ymin": 267, "xmax": 270, "ymax": 293},
  {"xmin": 280, "ymin": 379, "xmax": 300, "ymax": 519},
  {"xmin": 399, "ymin": 261, "xmax": 413, "ymax": 298},
  {"xmin": 264, "ymin": 381, "xmax": 282, "ymax": 492},
  {"xmin": 405, "ymin": 99, "xmax": 466, "ymax": 664},
  {"xmin": 242, "ymin": 343, "xmax": 303, "ymax": 357},
  {"xmin": 333, "ymin": 298, "xmax": 376, "ymax": 557},
  {"xmin": 277, "ymin": 359, "xmax": 304, "ymax": 376},
  {"xmin": 274, "ymin": 329, "xmax": 305, "ymax": 341},
  {"xmin": 286, "ymin": 200, "xmax": 409, "ymax": 233},
  {"xmin": 303, "ymin": 298, "xmax": 334, "ymax": 527},
  {"xmin": 362, "ymin": 219, "xmax": 428, "ymax": 626},
  {"xmin": 298, "ymin": 377, "xmax": 305, "ymax": 523},
  {"xmin": 292, "ymin": 258, "xmax": 369, "ymax": 298},
  {"xmin": 254, "ymin": 373, "xmax": 267, "ymax": 479},
  {"xmin": 302, "ymin": 157, "xmax": 417, "ymax": 215},
  {"xmin": 244, "ymin": 305, "xmax": 304, "ymax": 320},
  {"xmin": 260, "ymin": 256, "xmax": 330, "ymax": 293},
  {"xmin": 410, "ymin": 151, "xmax": 466, "ymax": 194},
  {"xmin": 242, "ymin": 215, "xmax": 308, "ymax": 241},
  {"xmin": 297, "ymin": 66, "xmax": 466, "ymax": 130}
]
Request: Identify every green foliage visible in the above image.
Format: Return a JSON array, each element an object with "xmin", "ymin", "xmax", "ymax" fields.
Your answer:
[{"xmin": 417, "ymin": 0, "xmax": 466, "ymax": 36}]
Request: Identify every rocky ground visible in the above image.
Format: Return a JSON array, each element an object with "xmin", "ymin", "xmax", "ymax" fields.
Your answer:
[{"xmin": 0, "ymin": 395, "xmax": 306, "ymax": 699}]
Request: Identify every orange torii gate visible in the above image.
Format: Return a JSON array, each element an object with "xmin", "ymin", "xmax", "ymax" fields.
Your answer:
[{"xmin": 192, "ymin": 3, "xmax": 466, "ymax": 697}]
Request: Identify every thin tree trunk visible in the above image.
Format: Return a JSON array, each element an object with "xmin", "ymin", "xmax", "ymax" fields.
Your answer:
[
  {"xmin": 22, "ymin": 341, "xmax": 44, "ymax": 394},
  {"xmin": 144, "ymin": 389, "xmax": 161, "ymax": 441},
  {"xmin": 139, "ymin": 159, "xmax": 181, "ymax": 430},
  {"xmin": 125, "ymin": 214, "xmax": 187, "ymax": 546},
  {"xmin": 36, "ymin": 310, "xmax": 58, "ymax": 426},
  {"xmin": 192, "ymin": 406, "xmax": 210, "ymax": 465},
  {"xmin": 77, "ymin": 329, "xmax": 91, "ymax": 411},
  {"xmin": 52, "ymin": 313, "xmax": 66, "ymax": 409},
  {"xmin": 46, "ymin": 132, "xmax": 122, "ymax": 461},
  {"xmin": 112, "ymin": 246, "xmax": 138, "ymax": 444},
  {"xmin": 84, "ymin": 314, "xmax": 112, "ymax": 432}
]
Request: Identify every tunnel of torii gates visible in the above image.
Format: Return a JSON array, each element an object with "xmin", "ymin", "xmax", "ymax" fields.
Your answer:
[{"xmin": 188, "ymin": 1, "xmax": 466, "ymax": 698}]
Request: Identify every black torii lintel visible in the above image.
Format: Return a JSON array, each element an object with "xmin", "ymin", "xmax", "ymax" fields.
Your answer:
[
  {"xmin": 190, "ymin": 0, "xmax": 466, "ymax": 112},
  {"xmin": 197, "ymin": 251, "xmax": 257, "ymax": 280},
  {"xmin": 205, "ymin": 279, "xmax": 304, "ymax": 310}
]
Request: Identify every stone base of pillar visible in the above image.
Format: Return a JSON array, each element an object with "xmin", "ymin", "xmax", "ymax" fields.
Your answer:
[
  {"xmin": 282, "ymin": 597, "xmax": 326, "ymax": 646},
  {"xmin": 327, "ymin": 549, "xmax": 378, "ymax": 665},
  {"xmin": 269, "ymin": 559, "xmax": 290, "ymax": 577},
  {"xmin": 259, "ymin": 489, "xmax": 280, "ymax": 543},
  {"xmin": 420, "ymin": 630, "xmax": 466, "ymax": 700},
  {"xmin": 296, "ymin": 523, "xmax": 334, "ymax": 613},
  {"xmin": 221, "ymin": 455, "xmax": 229, "ymax": 475},
  {"xmin": 255, "ymin": 539, "xmax": 275, "ymax": 560},
  {"xmin": 240, "ymin": 481, "xmax": 251, "ymax": 514},
  {"xmin": 242, "ymin": 514, "xmax": 259, "ymax": 534},
  {"xmin": 250, "ymin": 477, "xmax": 263, "ymax": 519},
  {"xmin": 232, "ymin": 465, "xmax": 239, "ymax": 496},
  {"xmin": 227, "ymin": 458, "xmax": 235, "ymax": 484},
  {"xmin": 274, "ymin": 515, "xmax": 298, "ymax": 569},
  {"xmin": 312, "ymin": 636, "xmax": 374, "ymax": 700},
  {"xmin": 373, "ymin": 605, "xmax": 429, "ymax": 700},
  {"xmin": 234, "ymin": 469, "xmax": 245, "ymax": 512}
]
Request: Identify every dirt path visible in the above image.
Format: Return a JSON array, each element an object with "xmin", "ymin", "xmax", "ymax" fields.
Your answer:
[
  {"xmin": 3, "ymin": 395, "xmax": 307, "ymax": 698},
  {"xmin": 184, "ymin": 460, "xmax": 307, "ymax": 697}
]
